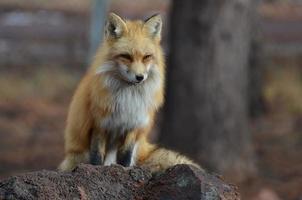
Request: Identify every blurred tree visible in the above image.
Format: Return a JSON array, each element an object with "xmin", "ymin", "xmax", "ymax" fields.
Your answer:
[
  {"xmin": 89, "ymin": 0, "xmax": 109, "ymax": 61},
  {"xmin": 160, "ymin": 0, "xmax": 256, "ymax": 181},
  {"xmin": 248, "ymin": 0, "xmax": 266, "ymax": 118}
]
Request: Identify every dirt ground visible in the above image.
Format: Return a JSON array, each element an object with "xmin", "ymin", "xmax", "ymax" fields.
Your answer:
[
  {"xmin": 240, "ymin": 114, "xmax": 302, "ymax": 200},
  {"xmin": 238, "ymin": 57, "xmax": 302, "ymax": 200}
]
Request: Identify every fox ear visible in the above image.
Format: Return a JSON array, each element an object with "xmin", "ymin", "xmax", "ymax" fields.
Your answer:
[
  {"xmin": 105, "ymin": 13, "xmax": 127, "ymax": 39},
  {"xmin": 144, "ymin": 14, "xmax": 162, "ymax": 40}
]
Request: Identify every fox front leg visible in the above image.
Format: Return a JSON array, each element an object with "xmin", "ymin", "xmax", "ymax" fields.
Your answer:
[
  {"xmin": 117, "ymin": 132, "xmax": 138, "ymax": 167},
  {"xmin": 89, "ymin": 132, "xmax": 106, "ymax": 165}
]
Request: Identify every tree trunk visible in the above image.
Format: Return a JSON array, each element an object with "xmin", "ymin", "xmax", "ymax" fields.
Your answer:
[
  {"xmin": 248, "ymin": 0, "xmax": 266, "ymax": 118},
  {"xmin": 160, "ymin": 0, "xmax": 256, "ymax": 181},
  {"xmin": 89, "ymin": 0, "xmax": 109, "ymax": 61}
]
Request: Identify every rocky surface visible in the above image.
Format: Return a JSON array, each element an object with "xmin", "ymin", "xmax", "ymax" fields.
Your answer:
[{"xmin": 0, "ymin": 164, "xmax": 240, "ymax": 200}]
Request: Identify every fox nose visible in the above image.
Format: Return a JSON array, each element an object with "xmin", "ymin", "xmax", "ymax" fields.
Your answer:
[{"xmin": 135, "ymin": 74, "xmax": 144, "ymax": 82}]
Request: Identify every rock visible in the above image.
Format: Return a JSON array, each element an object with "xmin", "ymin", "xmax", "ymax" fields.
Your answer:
[{"xmin": 0, "ymin": 164, "xmax": 240, "ymax": 200}]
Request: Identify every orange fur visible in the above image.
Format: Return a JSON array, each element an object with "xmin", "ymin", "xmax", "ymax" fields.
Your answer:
[{"xmin": 136, "ymin": 138, "xmax": 202, "ymax": 172}]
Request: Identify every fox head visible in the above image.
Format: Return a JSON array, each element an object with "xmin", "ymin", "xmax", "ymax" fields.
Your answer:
[{"xmin": 96, "ymin": 13, "xmax": 164, "ymax": 85}]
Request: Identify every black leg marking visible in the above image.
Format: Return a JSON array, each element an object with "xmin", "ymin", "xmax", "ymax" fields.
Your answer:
[
  {"xmin": 89, "ymin": 134, "xmax": 103, "ymax": 165},
  {"xmin": 117, "ymin": 147, "xmax": 133, "ymax": 167},
  {"xmin": 90, "ymin": 147, "xmax": 102, "ymax": 165}
]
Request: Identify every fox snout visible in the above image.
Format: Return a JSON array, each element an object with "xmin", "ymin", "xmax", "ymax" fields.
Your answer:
[
  {"xmin": 118, "ymin": 62, "xmax": 150, "ymax": 84},
  {"xmin": 135, "ymin": 74, "xmax": 145, "ymax": 82},
  {"xmin": 125, "ymin": 68, "xmax": 148, "ymax": 83}
]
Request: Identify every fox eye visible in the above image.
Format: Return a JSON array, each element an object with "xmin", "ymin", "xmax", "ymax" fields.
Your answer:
[
  {"xmin": 118, "ymin": 54, "xmax": 132, "ymax": 62},
  {"xmin": 143, "ymin": 54, "xmax": 153, "ymax": 61}
]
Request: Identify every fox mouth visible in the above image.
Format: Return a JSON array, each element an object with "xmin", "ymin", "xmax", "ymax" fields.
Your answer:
[
  {"xmin": 115, "ymin": 73, "xmax": 144, "ymax": 85},
  {"xmin": 125, "ymin": 79, "xmax": 144, "ymax": 85}
]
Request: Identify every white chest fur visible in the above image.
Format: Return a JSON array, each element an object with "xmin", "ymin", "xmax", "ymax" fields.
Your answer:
[{"xmin": 101, "ymin": 69, "xmax": 161, "ymax": 132}]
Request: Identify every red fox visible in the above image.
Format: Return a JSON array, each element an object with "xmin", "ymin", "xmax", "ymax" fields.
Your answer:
[{"xmin": 59, "ymin": 13, "xmax": 201, "ymax": 172}]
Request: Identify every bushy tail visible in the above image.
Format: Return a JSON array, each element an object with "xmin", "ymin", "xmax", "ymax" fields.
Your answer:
[{"xmin": 136, "ymin": 139, "xmax": 202, "ymax": 172}]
